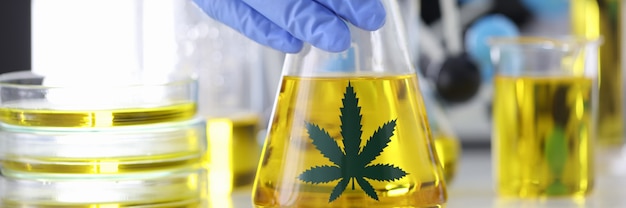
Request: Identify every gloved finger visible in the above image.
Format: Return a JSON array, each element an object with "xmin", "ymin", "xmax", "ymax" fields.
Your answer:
[
  {"xmin": 313, "ymin": 0, "xmax": 386, "ymax": 31},
  {"xmin": 242, "ymin": 0, "xmax": 351, "ymax": 52},
  {"xmin": 193, "ymin": 0, "xmax": 303, "ymax": 53}
]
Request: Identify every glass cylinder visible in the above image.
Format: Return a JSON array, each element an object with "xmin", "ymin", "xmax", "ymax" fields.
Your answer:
[
  {"xmin": 31, "ymin": 0, "xmax": 200, "ymax": 84},
  {"xmin": 571, "ymin": 0, "xmax": 623, "ymax": 145},
  {"xmin": 251, "ymin": 0, "xmax": 447, "ymax": 207},
  {"xmin": 489, "ymin": 37, "xmax": 601, "ymax": 198}
]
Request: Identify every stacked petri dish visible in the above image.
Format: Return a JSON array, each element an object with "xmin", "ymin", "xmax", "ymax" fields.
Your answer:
[{"xmin": 0, "ymin": 71, "xmax": 207, "ymax": 207}]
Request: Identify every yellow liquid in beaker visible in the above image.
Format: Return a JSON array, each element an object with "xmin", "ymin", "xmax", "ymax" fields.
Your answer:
[
  {"xmin": 253, "ymin": 74, "xmax": 446, "ymax": 208},
  {"xmin": 205, "ymin": 115, "xmax": 261, "ymax": 188},
  {"xmin": 433, "ymin": 134, "xmax": 460, "ymax": 183},
  {"xmin": 493, "ymin": 76, "xmax": 593, "ymax": 197},
  {"xmin": 0, "ymin": 102, "xmax": 196, "ymax": 127},
  {"xmin": 2, "ymin": 152, "xmax": 202, "ymax": 175}
]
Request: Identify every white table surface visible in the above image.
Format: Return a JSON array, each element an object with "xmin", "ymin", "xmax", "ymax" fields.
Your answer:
[{"xmin": 228, "ymin": 147, "xmax": 626, "ymax": 208}]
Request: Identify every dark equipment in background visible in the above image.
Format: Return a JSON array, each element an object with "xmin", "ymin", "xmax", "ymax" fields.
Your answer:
[
  {"xmin": 418, "ymin": 0, "xmax": 532, "ymax": 104},
  {"xmin": 1, "ymin": 0, "xmax": 535, "ymax": 103},
  {"xmin": 0, "ymin": 0, "xmax": 31, "ymax": 74}
]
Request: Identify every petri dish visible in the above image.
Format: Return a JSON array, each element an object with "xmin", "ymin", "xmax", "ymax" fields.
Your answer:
[
  {"xmin": 0, "ymin": 167, "xmax": 207, "ymax": 207},
  {"xmin": 0, "ymin": 118, "xmax": 206, "ymax": 176},
  {"xmin": 0, "ymin": 71, "xmax": 198, "ymax": 128}
]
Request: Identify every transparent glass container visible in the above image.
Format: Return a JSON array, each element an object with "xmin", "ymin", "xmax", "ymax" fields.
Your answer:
[
  {"xmin": 489, "ymin": 37, "xmax": 601, "ymax": 198},
  {"xmin": 0, "ymin": 167, "xmax": 207, "ymax": 207},
  {"xmin": 398, "ymin": 0, "xmax": 461, "ymax": 184},
  {"xmin": 31, "ymin": 0, "xmax": 202, "ymax": 85},
  {"xmin": 418, "ymin": 77, "xmax": 461, "ymax": 184},
  {"xmin": 0, "ymin": 71, "xmax": 197, "ymax": 128},
  {"xmin": 252, "ymin": 0, "xmax": 447, "ymax": 207},
  {"xmin": 571, "ymin": 0, "xmax": 623, "ymax": 145},
  {"xmin": 0, "ymin": 118, "xmax": 206, "ymax": 176}
]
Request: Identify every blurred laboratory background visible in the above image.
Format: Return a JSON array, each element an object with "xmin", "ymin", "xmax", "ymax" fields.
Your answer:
[
  {"xmin": 3, "ymin": 0, "xmax": 622, "ymax": 147},
  {"xmin": 1, "ymin": 0, "xmax": 626, "ymax": 207},
  {"xmin": 418, "ymin": 0, "xmax": 575, "ymax": 146}
]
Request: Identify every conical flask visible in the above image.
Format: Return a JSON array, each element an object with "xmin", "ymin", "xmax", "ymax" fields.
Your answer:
[
  {"xmin": 418, "ymin": 74, "xmax": 461, "ymax": 184},
  {"xmin": 252, "ymin": 0, "xmax": 447, "ymax": 207},
  {"xmin": 397, "ymin": 0, "xmax": 460, "ymax": 184}
]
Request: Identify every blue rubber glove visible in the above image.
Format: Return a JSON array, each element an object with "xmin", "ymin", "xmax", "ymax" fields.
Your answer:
[{"xmin": 192, "ymin": 0, "xmax": 386, "ymax": 53}]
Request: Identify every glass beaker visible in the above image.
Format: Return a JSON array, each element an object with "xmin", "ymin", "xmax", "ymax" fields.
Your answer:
[
  {"xmin": 489, "ymin": 37, "xmax": 601, "ymax": 198},
  {"xmin": 251, "ymin": 0, "xmax": 447, "ymax": 207}
]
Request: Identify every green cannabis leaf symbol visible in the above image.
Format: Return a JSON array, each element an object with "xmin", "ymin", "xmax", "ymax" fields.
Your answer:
[{"xmin": 298, "ymin": 82, "xmax": 408, "ymax": 203}]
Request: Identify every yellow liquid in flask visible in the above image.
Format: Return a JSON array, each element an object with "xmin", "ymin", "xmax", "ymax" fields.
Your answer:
[
  {"xmin": 493, "ymin": 76, "xmax": 593, "ymax": 197},
  {"xmin": 253, "ymin": 74, "xmax": 446, "ymax": 208},
  {"xmin": 0, "ymin": 101, "xmax": 196, "ymax": 128}
]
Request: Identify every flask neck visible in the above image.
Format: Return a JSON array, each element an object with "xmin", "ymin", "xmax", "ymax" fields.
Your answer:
[{"xmin": 281, "ymin": 0, "xmax": 415, "ymax": 77}]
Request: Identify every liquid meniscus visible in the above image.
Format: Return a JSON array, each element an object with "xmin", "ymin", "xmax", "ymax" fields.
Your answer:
[
  {"xmin": 253, "ymin": 74, "xmax": 446, "ymax": 208},
  {"xmin": 2, "ymin": 152, "xmax": 202, "ymax": 175},
  {"xmin": 0, "ymin": 101, "xmax": 196, "ymax": 128},
  {"xmin": 493, "ymin": 75, "xmax": 593, "ymax": 197}
]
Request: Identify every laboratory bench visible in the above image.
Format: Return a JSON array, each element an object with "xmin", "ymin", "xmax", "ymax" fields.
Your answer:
[{"xmin": 230, "ymin": 147, "xmax": 626, "ymax": 208}]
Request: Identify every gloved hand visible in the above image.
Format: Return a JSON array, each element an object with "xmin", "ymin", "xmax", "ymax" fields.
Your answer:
[{"xmin": 192, "ymin": 0, "xmax": 386, "ymax": 53}]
